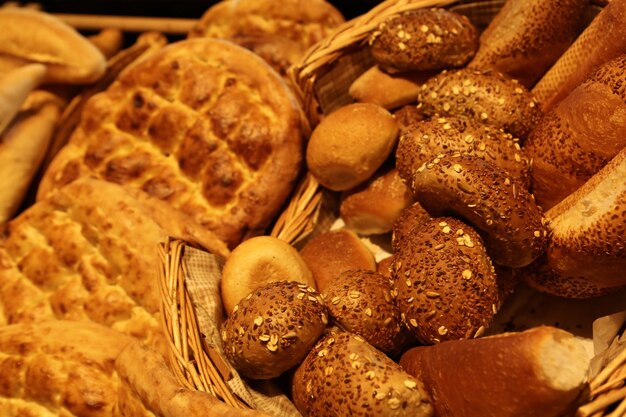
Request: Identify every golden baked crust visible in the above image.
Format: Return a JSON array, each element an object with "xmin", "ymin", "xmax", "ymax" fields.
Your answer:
[
  {"xmin": 188, "ymin": 0, "xmax": 345, "ymax": 76},
  {"xmin": 38, "ymin": 38, "xmax": 303, "ymax": 248},
  {"xmin": 0, "ymin": 177, "xmax": 228, "ymax": 349}
]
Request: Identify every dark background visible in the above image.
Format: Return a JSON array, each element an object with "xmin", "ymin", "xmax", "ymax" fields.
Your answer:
[{"xmin": 2, "ymin": 1, "xmax": 381, "ymax": 20}]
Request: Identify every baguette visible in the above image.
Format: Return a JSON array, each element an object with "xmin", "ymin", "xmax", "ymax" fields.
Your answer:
[
  {"xmin": 0, "ymin": 63, "xmax": 47, "ymax": 135},
  {"xmin": 0, "ymin": 8, "xmax": 106, "ymax": 84},
  {"xmin": 399, "ymin": 326, "xmax": 590, "ymax": 417}
]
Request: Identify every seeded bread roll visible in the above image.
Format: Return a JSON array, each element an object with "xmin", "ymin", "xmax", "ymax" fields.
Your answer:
[
  {"xmin": 391, "ymin": 202, "xmax": 431, "ymax": 252},
  {"xmin": 220, "ymin": 236, "xmax": 315, "ymax": 315},
  {"xmin": 300, "ymin": 229, "xmax": 376, "ymax": 292},
  {"xmin": 524, "ymin": 147, "xmax": 626, "ymax": 298},
  {"xmin": 394, "ymin": 105, "xmax": 426, "ymax": 132},
  {"xmin": 322, "ymin": 270, "xmax": 409, "ymax": 355},
  {"xmin": 399, "ymin": 326, "xmax": 590, "ymax": 417},
  {"xmin": 221, "ymin": 281, "xmax": 328, "ymax": 380},
  {"xmin": 392, "ymin": 217, "xmax": 500, "ymax": 344},
  {"xmin": 340, "ymin": 167, "xmax": 414, "ymax": 235},
  {"xmin": 468, "ymin": 0, "xmax": 587, "ymax": 87},
  {"xmin": 410, "ymin": 153, "xmax": 549, "ymax": 268},
  {"xmin": 396, "ymin": 116, "xmax": 530, "ymax": 187},
  {"xmin": 369, "ymin": 8, "xmax": 478, "ymax": 73},
  {"xmin": 417, "ymin": 68, "xmax": 541, "ymax": 139},
  {"xmin": 307, "ymin": 103, "xmax": 398, "ymax": 191},
  {"xmin": 349, "ymin": 66, "xmax": 435, "ymax": 110},
  {"xmin": 292, "ymin": 331, "xmax": 433, "ymax": 417},
  {"xmin": 377, "ymin": 255, "xmax": 395, "ymax": 280},
  {"xmin": 524, "ymin": 55, "xmax": 626, "ymax": 210}
]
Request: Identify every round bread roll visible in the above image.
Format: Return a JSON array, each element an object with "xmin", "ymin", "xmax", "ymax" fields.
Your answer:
[
  {"xmin": 396, "ymin": 116, "xmax": 531, "ymax": 188},
  {"xmin": 391, "ymin": 202, "xmax": 431, "ymax": 252},
  {"xmin": 221, "ymin": 280, "xmax": 328, "ymax": 380},
  {"xmin": 306, "ymin": 103, "xmax": 398, "ymax": 191},
  {"xmin": 340, "ymin": 167, "xmax": 414, "ymax": 235},
  {"xmin": 369, "ymin": 8, "xmax": 478, "ymax": 73},
  {"xmin": 410, "ymin": 153, "xmax": 549, "ymax": 268},
  {"xmin": 416, "ymin": 68, "xmax": 541, "ymax": 139},
  {"xmin": 392, "ymin": 217, "xmax": 501, "ymax": 344},
  {"xmin": 292, "ymin": 331, "xmax": 433, "ymax": 417},
  {"xmin": 221, "ymin": 236, "xmax": 315, "ymax": 315},
  {"xmin": 300, "ymin": 229, "xmax": 376, "ymax": 292},
  {"xmin": 322, "ymin": 269, "xmax": 409, "ymax": 354},
  {"xmin": 188, "ymin": 0, "xmax": 345, "ymax": 76}
]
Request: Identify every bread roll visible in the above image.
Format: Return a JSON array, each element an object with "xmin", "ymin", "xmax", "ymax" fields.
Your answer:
[
  {"xmin": 306, "ymin": 103, "xmax": 398, "ymax": 191},
  {"xmin": 0, "ymin": 90, "xmax": 61, "ymax": 224},
  {"xmin": 524, "ymin": 147, "xmax": 626, "ymax": 297},
  {"xmin": 525, "ymin": 54, "xmax": 626, "ymax": 210},
  {"xmin": 416, "ymin": 68, "xmax": 541, "ymax": 139},
  {"xmin": 468, "ymin": 0, "xmax": 587, "ymax": 87},
  {"xmin": 0, "ymin": 8, "xmax": 106, "ymax": 84},
  {"xmin": 393, "ymin": 104, "xmax": 426, "ymax": 132},
  {"xmin": 369, "ymin": 8, "xmax": 478, "ymax": 73},
  {"xmin": 299, "ymin": 229, "xmax": 376, "ymax": 292},
  {"xmin": 395, "ymin": 116, "xmax": 531, "ymax": 187},
  {"xmin": 293, "ymin": 331, "xmax": 433, "ymax": 417},
  {"xmin": 322, "ymin": 269, "xmax": 409, "ymax": 354},
  {"xmin": 532, "ymin": 0, "xmax": 626, "ymax": 110},
  {"xmin": 393, "ymin": 217, "xmax": 500, "ymax": 343},
  {"xmin": 221, "ymin": 280, "xmax": 328, "ymax": 379},
  {"xmin": 349, "ymin": 66, "xmax": 435, "ymax": 110},
  {"xmin": 399, "ymin": 326, "xmax": 590, "ymax": 417},
  {"xmin": 339, "ymin": 167, "xmax": 413, "ymax": 235},
  {"xmin": 220, "ymin": 236, "xmax": 315, "ymax": 315},
  {"xmin": 410, "ymin": 153, "xmax": 549, "ymax": 268},
  {"xmin": 391, "ymin": 202, "xmax": 431, "ymax": 251}
]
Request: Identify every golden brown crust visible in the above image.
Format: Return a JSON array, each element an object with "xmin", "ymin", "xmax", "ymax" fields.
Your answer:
[
  {"xmin": 38, "ymin": 38, "xmax": 303, "ymax": 248},
  {"xmin": 526, "ymin": 55, "xmax": 626, "ymax": 210},
  {"xmin": 221, "ymin": 281, "xmax": 328, "ymax": 380},
  {"xmin": 395, "ymin": 116, "xmax": 530, "ymax": 187},
  {"xmin": 0, "ymin": 178, "xmax": 228, "ymax": 349},
  {"xmin": 469, "ymin": 0, "xmax": 587, "ymax": 87},
  {"xmin": 399, "ymin": 326, "xmax": 589, "ymax": 417},
  {"xmin": 188, "ymin": 0, "xmax": 344, "ymax": 76},
  {"xmin": 306, "ymin": 103, "xmax": 398, "ymax": 191},
  {"xmin": 392, "ymin": 217, "xmax": 500, "ymax": 344},
  {"xmin": 409, "ymin": 153, "xmax": 549, "ymax": 268},
  {"xmin": 299, "ymin": 229, "xmax": 376, "ymax": 292},
  {"xmin": 416, "ymin": 68, "xmax": 541, "ymax": 139},
  {"xmin": 369, "ymin": 8, "xmax": 478, "ymax": 73},
  {"xmin": 339, "ymin": 167, "xmax": 414, "ymax": 235},
  {"xmin": 322, "ymin": 270, "xmax": 409, "ymax": 355},
  {"xmin": 292, "ymin": 332, "xmax": 433, "ymax": 417}
]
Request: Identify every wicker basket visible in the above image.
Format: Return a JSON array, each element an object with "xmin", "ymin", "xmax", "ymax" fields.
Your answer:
[{"xmin": 158, "ymin": 0, "xmax": 626, "ymax": 416}]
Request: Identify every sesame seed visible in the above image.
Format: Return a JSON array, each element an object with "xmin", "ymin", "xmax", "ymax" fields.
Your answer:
[
  {"xmin": 324, "ymin": 366, "xmax": 334, "ymax": 376},
  {"xmin": 463, "ymin": 79, "xmax": 471, "ymax": 86},
  {"xmin": 270, "ymin": 334, "xmax": 278, "ymax": 345},
  {"xmin": 351, "ymin": 361, "xmax": 362, "ymax": 370},
  {"xmin": 474, "ymin": 326, "xmax": 485, "ymax": 338},
  {"xmin": 365, "ymin": 308, "xmax": 373, "ymax": 317},
  {"xmin": 391, "ymin": 289, "xmax": 399, "ymax": 298},
  {"xmin": 384, "ymin": 317, "xmax": 393, "ymax": 325},
  {"xmin": 388, "ymin": 398, "xmax": 401, "ymax": 409},
  {"xmin": 407, "ymin": 297, "xmax": 414, "ymax": 303},
  {"xmin": 443, "ymin": 123, "xmax": 451, "ymax": 130},
  {"xmin": 238, "ymin": 326, "xmax": 245, "ymax": 335},
  {"xmin": 443, "ymin": 102, "xmax": 451, "ymax": 111},
  {"xmin": 375, "ymin": 392, "xmax": 387, "ymax": 400},
  {"xmin": 404, "ymin": 380, "xmax": 418, "ymax": 389},
  {"xmin": 442, "ymin": 226, "xmax": 451, "ymax": 234},
  {"xmin": 453, "ymin": 164, "xmax": 463, "ymax": 173},
  {"xmin": 296, "ymin": 292, "xmax": 305, "ymax": 300},
  {"xmin": 481, "ymin": 112, "xmax": 488, "ymax": 120},
  {"xmin": 462, "ymin": 270, "xmax": 472, "ymax": 279},
  {"xmin": 308, "ymin": 295, "xmax": 318, "ymax": 303},
  {"xmin": 439, "ymin": 221, "xmax": 448, "ymax": 227},
  {"xmin": 233, "ymin": 305, "xmax": 239, "ymax": 313},
  {"xmin": 254, "ymin": 316, "xmax": 264, "ymax": 326},
  {"xmin": 410, "ymin": 318, "xmax": 419, "ymax": 327},
  {"xmin": 221, "ymin": 329, "xmax": 227, "ymax": 342},
  {"xmin": 504, "ymin": 178, "xmax": 511, "ymax": 185},
  {"xmin": 267, "ymin": 343, "xmax": 278, "ymax": 352},
  {"xmin": 354, "ymin": 335, "xmax": 366, "ymax": 342},
  {"xmin": 492, "ymin": 304, "xmax": 498, "ymax": 314},
  {"xmin": 514, "ymin": 153, "xmax": 521, "ymax": 162},
  {"xmin": 318, "ymin": 349, "xmax": 328, "ymax": 357},
  {"xmin": 405, "ymin": 279, "xmax": 412, "ymax": 287},
  {"xmin": 426, "ymin": 291, "xmax": 440, "ymax": 298},
  {"xmin": 283, "ymin": 331, "xmax": 297, "ymax": 339},
  {"xmin": 321, "ymin": 313, "xmax": 328, "ymax": 324},
  {"xmin": 452, "ymin": 86, "xmax": 460, "ymax": 95},
  {"xmin": 430, "ymin": 91, "xmax": 438, "ymax": 99},
  {"xmin": 529, "ymin": 101, "xmax": 536, "ymax": 108},
  {"xmin": 479, "ymin": 143, "xmax": 486, "ymax": 151},
  {"xmin": 366, "ymin": 371, "xmax": 376, "ymax": 380},
  {"xmin": 438, "ymin": 325, "xmax": 448, "ymax": 335},
  {"xmin": 515, "ymin": 88, "xmax": 524, "ymax": 94},
  {"xmin": 332, "ymin": 296, "xmax": 341, "ymax": 305},
  {"xmin": 259, "ymin": 334, "xmax": 270, "ymax": 342},
  {"xmin": 464, "ymin": 135, "xmax": 474, "ymax": 143},
  {"xmin": 534, "ymin": 230, "xmax": 541, "ymax": 237},
  {"xmin": 398, "ymin": 42, "xmax": 407, "ymax": 50},
  {"xmin": 434, "ymin": 243, "xmax": 445, "ymax": 250},
  {"xmin": 420, "ymin": 24, "xmax": 429, "ymax": 32},
  {"xmin": 397, "ymin": 30, "xmax": 405, "ymax": 38},
  {"xmin": 350, "ymin": 291, "xmax": 361, "ymax": 299}
]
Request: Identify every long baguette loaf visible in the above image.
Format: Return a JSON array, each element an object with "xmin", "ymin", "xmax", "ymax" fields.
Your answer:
[
  {"xmin": 399, "ymin": 326, "xmax": 590, "ymax": 417},
  {"xmin": 533, "ymin": 0, "xmax": 626, "ymax": 110}
]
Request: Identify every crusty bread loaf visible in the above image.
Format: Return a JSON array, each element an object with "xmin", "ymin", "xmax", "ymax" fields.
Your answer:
[
  {"xmin": 369, "ymin": 8, "xmax": 478, "ymax": 73},
  {"xmin": 299, "ymin": 229, "xmax": 376, "ymax": 292},
  {"xmin": 0, "ymin": 8, "xmax": 106, "ymax": 84},
  {"xmin": 525, "ymin": 54, "xmax": 626, "ymax": 211},
  {"xmin": 524, "ymin": 147, "xmax": 626, "ymax": 297},
  {"xmin": 0, "ymin": 91, "xmax": 62, "ymax": 224},
  {"xmin": 399, "ymin": 326, "xmax": 590, "ymax": 417},
  {"xmin": 38, "ymin": 38, "xmax": 303, "ymax": 248},
  {"xmin": 349, "ymin": 66, "xmax": 435, "ymax": 110},
  {"xmin": 468, "ymin": 0, "xmax": 587, "ymax": 87},
  {"xmin": 220, "ymin": 236, "xmax": 315, "ymax": 314},
  {"xmin": 532, "ymin": 0, "xmax": 626, "ymax": 110},
  {"xmin": 0, "ymin": 178, "xmax": 228, "ymax": 351},
  {"xmin": 307, "ymin": 103, "xmax": 398, "ymax": 191},
  {"xmin": 189, "ymin": 0, "xmax": 344, "ymax": 76},
  {"xmin": 339, "ymin": 167, "xmax": 413, "ymax": 235}
]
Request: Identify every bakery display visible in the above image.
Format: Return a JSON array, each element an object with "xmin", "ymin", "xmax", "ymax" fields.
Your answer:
[
  {"xmin": 221, "ymin": 280, "xmax": 328, "ymax": 379},
  {"xmin": 38, "ymin": 38, "xmax": 303, "ymax": 248},
  {"xmin": 292, "ymin": 331, "xmax": 433, "ymax": 417}
]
